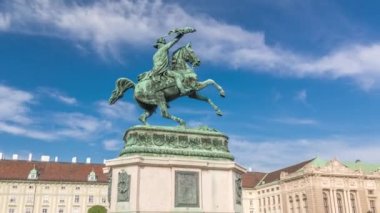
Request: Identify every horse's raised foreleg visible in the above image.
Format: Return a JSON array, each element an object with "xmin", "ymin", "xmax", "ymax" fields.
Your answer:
[
  {"xmin": 157, "ymin": 92, "xmax": 186, "ymax": 126},
  {"xmin": 196, "ymin": 79, "xmax": 225, "ymax": 97},
  {"xmin": 189, "ymin": 92, "xmax": 223, "ymax": 116}
]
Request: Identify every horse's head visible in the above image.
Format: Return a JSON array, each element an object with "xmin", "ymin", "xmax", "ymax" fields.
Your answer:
[{"xmin": 173, "ymin": 43, "xmax": 201, "ymax": 68}]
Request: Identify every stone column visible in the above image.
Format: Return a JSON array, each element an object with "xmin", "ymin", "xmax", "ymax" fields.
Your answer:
[
  {"xmin": 330, "ymin": 189, "xmax": 336, "ymax": 213},
  {"xmin": 343, "ymin": 190, "xmax": 351, "ymax": 213}
]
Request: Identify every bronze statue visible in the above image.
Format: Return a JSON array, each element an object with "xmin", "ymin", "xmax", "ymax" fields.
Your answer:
[{"xmin": 109, "ymin": 27, "xmax": 225, "ymax": 126}]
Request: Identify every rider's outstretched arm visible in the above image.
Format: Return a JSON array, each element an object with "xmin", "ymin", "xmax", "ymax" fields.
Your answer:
[{"xmin": 163, "ymin": 33, "xmax": 184, "ymax": 50}]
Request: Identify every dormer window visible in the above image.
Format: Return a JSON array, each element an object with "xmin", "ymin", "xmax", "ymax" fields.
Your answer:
[
  {"xmin": 87, "ymin": 170, "xmax": 97, "ymax": 182},
  {"xmin": 27, "ymin": 166, "xmax": 39, "ymax": 180}
]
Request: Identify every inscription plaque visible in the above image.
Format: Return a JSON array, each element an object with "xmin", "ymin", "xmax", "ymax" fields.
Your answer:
[
  {"xmin": 175, "ymin": 171, "xmax": 199, "ymax": 207},
  {"xmin": 117, "ymin": 171, "xmax": 131, "ymax": 202}
]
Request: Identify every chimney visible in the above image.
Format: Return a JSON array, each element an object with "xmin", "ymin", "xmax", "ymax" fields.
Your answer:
[
  {"xmin": 54, "ymin": 156, "xmax": 58, "ymax": 162},
  {"xmin": 72, "ymin": 157, "xmax": 77, "ymax": 163},
  {"xmin": 86, "ymin": 157, "xmax": 91, "ymax": 164},
  {"xmin": 12, "ymin": 154, "xmax": 18, "ymax": 160},
  {"xmin": 28, "ymin": 153, "xmax": 33, "ymax": 161},
  {"xmin": 0, "ymin": 153, "xmax": 3, "ymax": 160},
  {"xmin": 40, "ymin": 155, "xmax": 50, "ymax": 162}
]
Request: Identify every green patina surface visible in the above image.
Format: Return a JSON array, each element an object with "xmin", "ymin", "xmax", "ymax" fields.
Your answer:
[
  {"xmin": 108, "ymin": 27, "xmax": 226, "ymax": 127},
  {"xmin": 306, "ymin": 157, "xmax": 380, "ymax": 174},
  {"xmin": 119, "ymin": 125, "xmax": 234, "ymax": 160},
  {"xmin": 343, "ymin": 161, "xmax": 380, "ymax": 173}
]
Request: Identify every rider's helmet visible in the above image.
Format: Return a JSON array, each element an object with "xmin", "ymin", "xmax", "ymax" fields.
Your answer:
[{"xmin": 153, "ymin": 37, "xmax": 166, "ymax": 48}]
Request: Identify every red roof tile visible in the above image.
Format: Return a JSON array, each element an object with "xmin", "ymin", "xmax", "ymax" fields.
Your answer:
[
  {"xmin": 0, "ymin": 160, "xmax": 108, "ymax": 183},
  {"xmin": 260, "ymin": 158, "xmax": 315, "ymax": 184},
  {"xmin": 242, "ymin": 171, "xmax": 266, "ymax": 188}
]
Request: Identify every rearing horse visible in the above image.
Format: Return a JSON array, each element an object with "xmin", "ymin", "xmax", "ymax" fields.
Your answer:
[{"xmin": 109, "ymin": 43, "xmax": 225, "ymax": 126}]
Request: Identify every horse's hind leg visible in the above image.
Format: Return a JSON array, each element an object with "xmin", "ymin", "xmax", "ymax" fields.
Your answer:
[
  {"xmin": 189, "ymin": 92, "xmax": 223, "ymax": 116},
  {"xmin": 139, "ymin": 110, "xmax": 153, "ymax": 125},
  {"xmin": 156, "ymin": 93, "xmax": 186, "ymax": 126}
]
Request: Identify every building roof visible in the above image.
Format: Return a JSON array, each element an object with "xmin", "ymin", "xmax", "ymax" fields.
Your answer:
[
  {"xmin": 242, "ymin": 171, "xmax": 266, "ymax": 188},
  {"xmin": 343, "ymin": 161, "xmax": 380, "ymax": 173},
  {"xmin": 0, "ymin": 160, "xmax": 108, "ymax": 183},
  {"xmin": 260, "ymin": 158, "xmax": 315, "ymax": 184}
]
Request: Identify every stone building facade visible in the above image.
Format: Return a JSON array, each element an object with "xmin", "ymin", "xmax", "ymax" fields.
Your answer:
[
  {"xmin": 243, "ymin": 158, "xmax": 380, "ymax": 213},
  {"xmin": 0, "ymin": 159, "xmax": 108, "ymax": 213}
]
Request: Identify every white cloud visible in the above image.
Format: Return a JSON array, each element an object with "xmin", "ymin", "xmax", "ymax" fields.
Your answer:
[
  {"xmin": 230, "ymin": 136, "xmax": 380, "ymax": 172},
  {"xmin": 39, "ymin": 88, "xmax": 77, "ymax": 105},
  {"xmin": 0, "ymin": 13, "xmax": 10, "ymax": 30},
  {"xmin": 2, "ymin": 0, "xmax": 380, "ymax": 88},
  {"xmin": 54, "ymin": 112, "xmax": 112, "ymax": 140},
  {"xmin": 97, "ymin": 100, "xmax": 137, "ymax": 121},
  {"xmin": 271, "ymin": 117, "xmax": 317, "ymax": 125},
  {"xmin": 103, "ymin": 139, "xmax": 123, "ymax": 151},
  {"xmin": 0, "ymin": 85, "xmax": 33, "ymax": 124},
  {"xmin": 0, "ymin": 121, "xmax": 56, "ymax": 140},
  {"xmin": 294, "ymin": 89, "xmax": 307, "ymax": 103}
]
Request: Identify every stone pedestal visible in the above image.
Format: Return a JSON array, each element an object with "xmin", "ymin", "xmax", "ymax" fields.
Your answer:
[{"xmin": 104, "ymin": 125, "xmax": 246, "ymax": 213}]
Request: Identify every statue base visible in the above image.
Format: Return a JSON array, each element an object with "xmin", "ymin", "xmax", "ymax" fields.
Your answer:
[{"xmin": 104, "ymin": 126, "xmax": 246, "ymax": 213}]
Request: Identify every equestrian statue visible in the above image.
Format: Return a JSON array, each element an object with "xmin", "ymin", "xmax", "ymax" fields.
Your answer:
[{"xmin": 109, "ymin": 27, "xmax": 225, "ymax": 126}]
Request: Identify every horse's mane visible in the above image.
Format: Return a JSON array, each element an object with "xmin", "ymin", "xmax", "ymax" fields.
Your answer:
[{"xmin": 172, "ymin": 46, "xmax": 185, "ymax": 59}]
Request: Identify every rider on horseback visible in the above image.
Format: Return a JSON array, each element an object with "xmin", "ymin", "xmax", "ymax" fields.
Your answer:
[{"xmin": 149, "ymin": 27, "xmax": 196, "ymax": 95}]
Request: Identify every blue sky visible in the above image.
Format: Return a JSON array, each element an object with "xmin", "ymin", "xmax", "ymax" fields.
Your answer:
[{"xmin": 1, "ymin": 0, "xmax": 380, "ymax": 171}]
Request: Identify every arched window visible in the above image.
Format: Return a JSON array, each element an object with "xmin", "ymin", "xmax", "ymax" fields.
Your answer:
[
  {"xmin": 323, "ymin": 192, "xmax": 330, "ymax": 213},
  {"xmin": 295, "ymin": 195, "xmax": 300, "ymax": 213},
  {"xmin": 337, "ymin": 192, "xmax": 345, "ymax": 213},
  {"xmin": 303, "ymin": 194, "xmax": 308, "ymax": 212},
  {"xmin": 350, "ymin": 193, "xmax": 356, "ymax": 213},
  {"xmin": 289, "ymin": 196, "xmax": 294, "ymax": 213}
]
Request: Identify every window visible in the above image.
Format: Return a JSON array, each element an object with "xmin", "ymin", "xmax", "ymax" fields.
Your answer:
[
  {"xmin": 368, "ymin": 190, "xmax": 374, "ymax": 195},
  {"xmin": 272, "ymin": 196, "xmax": 275, "ymax": 205},
  {"xmin": 337, "ymin": 193, "xmax": 344, "ymax": 213},
  {"xmin": 44, "ymin": 186, "xmax": 49, "ymax": 190},
  {"xmin": 59, "ymin": 197, "xmax": 65, "ymax": 203},
  {"xmin": 25, "ymin": 208, "xmax": 32, "ymax": 213},
  {"xmin": 259, "ymin": 198, "xmax": 261, "ymax": 207},
  {"xmin": 58, "ymin": 209, "xmax": 64, "ymax": 213},
  {"xmin": 289, "ymin": 196, "xmax": 294, "ymax": 213},
  {"xmin": 303, "ymin": 194, "xmax": 308, "ymax": 212},
  {"xmin": 9, "ymin": 196, "xmax": 16, "ymax": 203},
  {"xmin": 29, "ymin": 185, "xmax": 33, "ymax": 189},
  {"xmin": 276, "ymin": 187, "xmax": 280, "ymax": 190},
  {"xmin": 350, "ymin": 193, "xmax": 357, "ymax": 213},
  {"xmin": 43, "ymin": 195, "xmax": 49, "ymax": 203},
  {"xmin": 8, "ymin": 209, "xmax": 15, "ymax": 213},
  {"xmin": 102, "ymin": 197, "xmax": 106, "ymax": 203},
  {"xmin": 323, "ymin": 192, "xmax": 330, "ymax": 213},
  {"xmin": 278, "ymin": 195, "xmax": 281, "ymax": 204},
  {"xmin": 12, "ymin": 185, "xmax": 17, "ymax": 189},
  {"xmin": 61, "ymin": 186, "xmax": 66, "ymax": 190},
  {"xmin": 370, "ymin": 200, "xmax": 376, "ymax": 213},
  {"xmin": 75, "ymin": 186, "xmax": 80, "ymax": 190},
  {"xmin": 295, "ymin": 195, "xmax": 300, "ymax": 213},
  {"xmin": 26, "ymin": 195, "xmax": 33, "ymax": 203},
  {"xmin": 42, "ymin": 209, "xmax": 48, "ymax": 213},
  {"xmin": 88, "ymin": 195, "xmax": 94, "ymax": 203},
  {"xmin": 250, "ymin": 199, "xmax": 253, "ymax": 206},
  {"xmin": 74, "ymin": 195, "xmax": 80, "ymax": 203}
]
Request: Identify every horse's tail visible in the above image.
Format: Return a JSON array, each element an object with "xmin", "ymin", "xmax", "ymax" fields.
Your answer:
[{"xmin": 109, "ymin": 78, "xmax": 135, "ymax": 105}]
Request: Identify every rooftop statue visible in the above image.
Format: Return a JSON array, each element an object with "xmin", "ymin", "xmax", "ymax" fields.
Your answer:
[{"xmin": 109, "ymin": 27, "xmax": 225, "ymax": 127}]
